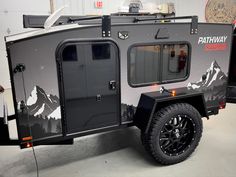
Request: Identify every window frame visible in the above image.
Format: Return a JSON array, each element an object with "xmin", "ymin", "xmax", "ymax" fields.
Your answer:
[{"xmin": 127, "ymin": 41, "xmax": 191, "ymax": 88}]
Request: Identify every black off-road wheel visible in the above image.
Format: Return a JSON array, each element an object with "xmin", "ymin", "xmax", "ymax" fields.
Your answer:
[{"xmin": 141, "ymin": 103, "xmax": 203, "ymax": 165}]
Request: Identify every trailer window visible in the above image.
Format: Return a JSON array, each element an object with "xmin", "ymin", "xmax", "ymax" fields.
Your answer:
[
  {"xmin": 62, "ymin": 45, "xmax": 77, "ymax": 61},
  {"xmin": 129, "ymin": 45, "xmax": 161, "ymax": 85},
  {"xmin": 92, "ymin": 43, "xmax": 110, "ymax": 60},
  {"xmin": 162, "ymin": 44, "xmax": 189, "ymax": 81},
  {"xmin": 128, "ymin": 43, "xmax": 190, "ymax": 87}
]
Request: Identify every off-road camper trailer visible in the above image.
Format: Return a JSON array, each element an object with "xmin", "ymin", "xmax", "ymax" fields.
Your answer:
[{"xmin": 1, "ymin": 14, "xmax": 235, "ymax": 165}]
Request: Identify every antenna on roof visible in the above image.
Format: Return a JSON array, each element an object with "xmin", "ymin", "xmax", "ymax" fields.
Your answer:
[{"xmin": 44, "ymin": 5, "xmax": 68, "ymax": 30}]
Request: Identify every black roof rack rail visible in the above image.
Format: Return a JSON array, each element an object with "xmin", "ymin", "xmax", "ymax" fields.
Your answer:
[
  {"xmin": 134, "ymin": 15, "xmax": 198, "ymax": 34},
  {"xmin": 68, "ymin": 15, "xmax": 111, "ymax": 38},
  {"xmin": 23, "ymin": 14, "xmax": 197, "ymax": 34},
  {"xmin": 68, "ymin": 16, "xmax": 102, "ymax": 23},
  {"xmin": 23, "ymin": 15, "xmax": 103, "ymax": 28}
]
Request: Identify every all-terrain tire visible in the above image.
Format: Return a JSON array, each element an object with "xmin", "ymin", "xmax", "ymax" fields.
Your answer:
[{"xmin": 141, "ymin": 103, "xmax": 203, "ymax": 165}]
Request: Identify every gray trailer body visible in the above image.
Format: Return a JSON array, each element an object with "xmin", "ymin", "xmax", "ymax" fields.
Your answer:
[{"xmin": 3, "ymin": 16, "xmax": 234, "ymax": 147}]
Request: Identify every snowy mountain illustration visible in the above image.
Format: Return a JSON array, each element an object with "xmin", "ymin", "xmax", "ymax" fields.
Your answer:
[
  {"xmin": 187, "ymin": 61, "xmax": 227, "ymax": 103},
  {"xmin": 18, "ymin": 85, "xmax": 62, "ymax": 138},
  {"xmin": 188, "ymin": 61, "xmax": 227, "ymax": 91},
  {"xmin": 48, "ymin": 106, "xmax": 61, "ymax": 119},
  {"xmin": 26, "ymin": 86, "xmax": 61, "ymax": 119}
]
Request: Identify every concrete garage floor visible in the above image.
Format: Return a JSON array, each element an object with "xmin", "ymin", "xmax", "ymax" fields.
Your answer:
[{"xmin": 0, "ymin": 104, "xmax": 236, "ymax": 177}]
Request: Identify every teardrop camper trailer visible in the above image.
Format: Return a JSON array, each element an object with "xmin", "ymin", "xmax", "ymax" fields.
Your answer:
[{"xmin": 1, "ymin": 14, "xmax": 236, "ymax": 165}]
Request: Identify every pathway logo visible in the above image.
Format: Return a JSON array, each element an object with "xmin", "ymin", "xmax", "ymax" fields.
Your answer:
[{"xmin": 198, "ymin": 36, "xmax": 228, "ymax": 51}]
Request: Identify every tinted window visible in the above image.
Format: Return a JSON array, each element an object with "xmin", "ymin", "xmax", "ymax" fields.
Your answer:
[
  {"xmin": 128, "ymin": 43, "xmax": 190, "ymax": 87},
  {"xmin": 162, "ymin": 44, "xmax": 189, "ymax": 81},
  {"xmin": 62, "ymin": 45, "xmax": 77, "ymax": 61},
  {"xmin": 129, "ymin": 45, "xmax": 161, "ymax": 85},
  {"xmin": 92, "ymin": 44, "xmax": 110, "ymax": 60}
]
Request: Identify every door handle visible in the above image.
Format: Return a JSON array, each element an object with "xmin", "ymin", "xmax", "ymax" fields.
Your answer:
[{"xmin": 109, "ymin": 80, "xmax": 117, "ymax": 90}]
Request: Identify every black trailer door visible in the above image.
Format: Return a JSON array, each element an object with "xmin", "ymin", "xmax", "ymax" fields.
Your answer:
[
  {"xmin": 59, "ymin": 41, "xmax": 120, "ymax": 134},
  {"xmin": 227, "ymin": 28, "xmax": 236, "ymax": 103}
]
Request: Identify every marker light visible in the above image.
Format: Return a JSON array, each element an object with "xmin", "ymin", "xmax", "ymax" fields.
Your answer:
[
  {"xmin": 22, "ymin": 136, "xmax": 32, "ymax": 141},
  {"xmin": 171, "ymin": 90, "xmax": 176, "ymax": 97}
]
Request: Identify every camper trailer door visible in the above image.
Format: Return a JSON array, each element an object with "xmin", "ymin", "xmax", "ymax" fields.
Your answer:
[{"xmin": 58, "ymin": 41, "xmax": 120, "ymax": 134}]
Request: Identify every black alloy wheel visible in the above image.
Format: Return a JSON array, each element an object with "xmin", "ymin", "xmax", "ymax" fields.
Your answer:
[
  {"xmin": 159, "ymin": 114, "xmax": 196, "ymax": 156},
  {"xmin": 141, "ymin": 103, "xmax": 203, "ymax": 165}
]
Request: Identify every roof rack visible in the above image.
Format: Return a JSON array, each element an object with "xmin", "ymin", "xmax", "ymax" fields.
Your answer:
[
  {"xmin": 23, "ymin": 14, "xmax": 198, "ymax": 34},
  {"xmin": 68, "ymin": 16, "xmax": 102, "ymax": 23},
  {"xmin": 134, "ymin": 15, "xmax": 198, "ymax": 34},
  {"xmin": 23, "ymin": 13, "xmax": 174, "ymax": 28}
]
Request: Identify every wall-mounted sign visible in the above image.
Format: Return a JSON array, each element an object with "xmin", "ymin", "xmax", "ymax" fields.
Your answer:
[
  {"xmin": 205, "ymin": 0, "xmax": 236, "ymax": 23},
  {"xmin": 95, "ymin": 0, "xmax": 103, "ymax": 9}
]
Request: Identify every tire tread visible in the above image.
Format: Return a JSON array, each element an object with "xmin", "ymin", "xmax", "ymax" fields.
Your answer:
[{"xmin": 141, "ymin": 103, "xmax": 203, "ymax": 165}]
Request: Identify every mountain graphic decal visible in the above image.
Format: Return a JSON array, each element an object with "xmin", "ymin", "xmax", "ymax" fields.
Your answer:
[
  {"xmin": 26, "ymin": 86, "xmax": 61, "ymax": 119},
  {"xmin": 187, "ymin": 61, "xmax": 227, "ymax": 104},
  {"xmin": 18, "ymin": 86, "xmax": 62, "ymax": 139}
]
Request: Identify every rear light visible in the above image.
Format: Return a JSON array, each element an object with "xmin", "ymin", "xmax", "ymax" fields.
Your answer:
[
  {"xmin": 219, "ymin": 101, "xmax": 226, "ymax": 109},
  {"xmin": 26, "ymin": 142, "xmax": 32, "ymax": 148},
  {"xmin": 21, "ymin": 136, "xmax": 33, "ymax": 149},
  {"xmin": 21, "ymin": 142, "xmax": 33, "ymax": 149}
]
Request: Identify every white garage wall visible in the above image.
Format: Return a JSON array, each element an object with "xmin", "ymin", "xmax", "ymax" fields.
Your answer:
[
  {"xmin": 0, "ymin": 0, "xmax": 206, "ymax": 89},
  {"xmin": 0, "ymin": 0, "xmax": 51, "ymax": 89},
  {"xmin": 169, "ymin": 0, "xmax": 206, "ymax": 22}
]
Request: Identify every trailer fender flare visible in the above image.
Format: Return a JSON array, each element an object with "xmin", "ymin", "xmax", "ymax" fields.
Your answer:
[{"xmin": 134, "ymin": 92, "xmax": 208, "ymax": 133}]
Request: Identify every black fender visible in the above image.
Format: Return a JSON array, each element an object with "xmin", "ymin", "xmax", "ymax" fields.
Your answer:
[{"xmin": 134, "ymin": 87, "xmax": 208, "ymax": 133}]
